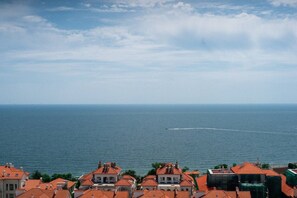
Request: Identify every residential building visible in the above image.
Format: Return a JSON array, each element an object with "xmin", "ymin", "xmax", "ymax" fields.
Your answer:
[
  {"xmin": 79, "ymin": 162, "xmax": 122, "ymax": 191},
  {"xmin": 205, "ymin": 162, "xmax": 281, "ymax": 198},
  {"xmin": 140, "ymin": 162, "xmax": 195, "ymax": 195},
  {"xmin": 16, "ymin": 178, "xmax": 76, "ymax": 196},
  {"xmin": 0, "ymin": 163, "xmax": 28, "ymax": 198}
]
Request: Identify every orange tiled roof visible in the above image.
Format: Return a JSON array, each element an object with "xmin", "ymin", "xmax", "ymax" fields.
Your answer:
[
  {"xmin": 93, "ymin": 162, "xmax": 122, "ymax": 175},
  {"xmin": 141, "ymin": 190, "xmax": 175, "ymax": 198},
  {"xmin": 0, "ymin": 165, "xmax": 26, "ymax": 180},
  {"xmin": 196, "ymin": 175, "xmax": 212, "ymax": 192},
  {"xmin": 184, "ymin": 171, "xmax": 200, "ymax": 175},
  {"xmin": 21, "ymin": 179, "xmax": 42, "ymax": 191},
  {"xmin": 156, "ymin": 163, "xmax": 183, "ymax": 175},
  {"xmin": 203, "ymin": 190, "xmax": 251, "ymax": 198},
  {"xmin": 114, "ymin": 191, "xmax": 129, "ymax": 198},
  {"xmin": 180, "ymin": 179, "xmax": 193, "ymax": 187},
  {"xmin": 78, "ymin": 189, "xmax": 115, "ymax": 198},
  {"xmin": 17, "ymin": 188, "xmax": 55, "ymax": 198},
  {"xmin": 141, "ymin": 179, "xmax": 158, "ymax": 187},
  {"xmin": 231, "ymin": 162, "xmax": 264, "ymax": 175},
  {"xmin": 262, "ymin": 169, "xmax": 279, "ymax": 177},
  {"xmin": 81, "ymin": 179, "xmax": 94, "ymax": 186},
  {"xmin": 122, "ymin": 175, "xmax": 136, "ymax": 180},
  {"xmin": 143, "ymin": 175, "xmax": 156, "ymax": 180},
  {"xmin": 175, "ymin": 191, "xmax": 190, "ymax": 198},
  {"xmin": 281, "ymin": 174, "xmax": 295, "ymax": 197},
  {"xmin": 115, "ymin": 178, "xmax": 133, "ymax": 186},
  {"xmin": 22, "ymin": 178, "xmax": 76, "ymax": 191},
  {"xmin": 55, "ymin": 190, "xmax": 71, "ymax": 198},
  {"xmin": 49, "ymin": 178, "xmax": 76, "ymax": 189}
]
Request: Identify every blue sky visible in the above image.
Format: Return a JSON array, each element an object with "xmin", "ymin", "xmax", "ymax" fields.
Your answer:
[{"xmin": 0, "ymin": 0, "xmax": 297, "ymax": 104}]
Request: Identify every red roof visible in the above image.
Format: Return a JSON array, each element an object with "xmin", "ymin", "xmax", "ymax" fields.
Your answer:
[
  {"xmin": 93, "ymin": 162, "xmax": 121, "ymax": 175},
  {"xmin": 231, "ymin": 162, "xmax": 264, "ymax": 175},
  {"xmin": 78, "ymin": 189, "xmax": 114, "ymax": 198},
  {"xmin": 180, "ymin": 179, "xmax": 193, "ymax": 187},
  {"xmin": 203, "ymin": 190, "xmax": 251, "ymax": 198},
  {"xmin": 262, "ymin": 170, "xmax": 279, "ymax": 177},
  {"xmin": 141, "ymin": 190, "xmax": 175, "ymax": 198},
  {"xmin": 17, "ymin": 188, "xmax": 55, "ymax": 198},
  {"xmin": 115, "ymin": 178, "xmax": 134, "ymax": 186},
  {"xmin": 81, "ymin": 179, "xmax": 94, "ymax": 186},
  {"xmin": 141, "ymin": 179, "xmax": 158, "ymax": 187},
  {"xmin": 156, "ymin": 163, "xmax": 183, "ymax": 175},
  {"xmin": 0, "ymin": 165, "xmax": 26, "ymax": 180},
  {"xmin": 114, "ymin": 191, "xmax": 129, "ymax": 198},
  {"xmin": 196, "ymin": 175, "xmax": 212, "ymax": 192},
  {"xmin": 281, "ymin": 174, "xmax": 296, "ymax": 197}
]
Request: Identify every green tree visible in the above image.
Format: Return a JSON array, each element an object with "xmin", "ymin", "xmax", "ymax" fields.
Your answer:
[
  {"xmin": 122, "ymin": 170, "xmax": 142, "ymax": 183},
  {"xmin": 288, "ymin": 163, "xmax": 297, "ymax": 169},
  {"xmin": 42, "ymin": 174, "xmax": 51, "ymax": 182},
  {"xmin": 261, "ymin": 163, "xmax": 270, "ymax": 169},
  {"xmin": 146, "ymin": 162, "xmax": 164, "ymax": 176},
  {"xmin": 182, "ymin": 166, "xmax": 189, "ymax": 172},
  {"xmin": 30, "ymin": 170, "xmax": 42, "ymax": 179},
  {"xmin": 214, "ymin": 164, "xmax": 228, "ymax": 169}
]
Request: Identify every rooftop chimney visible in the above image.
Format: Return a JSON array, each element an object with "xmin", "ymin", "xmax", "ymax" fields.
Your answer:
[{"xmin": 98, "ymin": 161, "xmax": 102, "ymax": 169}]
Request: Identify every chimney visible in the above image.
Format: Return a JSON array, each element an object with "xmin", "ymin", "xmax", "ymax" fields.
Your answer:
[
  {"xmin": 40, "ymin": 177, "xmax": 43, "ymax": 183},
  {"xmin": 175, "ymin": 161, "xmax": 179, "ymax": 169},
  {"xmin": 98, "ymin": 161, "xmax": 102, "ymax": 169}
]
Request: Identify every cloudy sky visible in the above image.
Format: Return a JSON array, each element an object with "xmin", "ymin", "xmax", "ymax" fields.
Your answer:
[{"xmin": 0, "ymin": 0, "xmax": 297, "ymax": 104}]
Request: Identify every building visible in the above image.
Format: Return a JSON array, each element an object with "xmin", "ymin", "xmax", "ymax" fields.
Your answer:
[
  {"xmin": 205, "ymin": 162, "xmax": 282, "ymax": 198},
  {"xmin": 140, "ymin": 162, "xmax": 195, "ymax": 195},
  {"xmin": 16, "ymin": 178, "xmax": 76, "ymax": 196},
  {"xmin": 0, "ymin": 163, "xmax": 28, "ymax": 198},
  {"xmin": 79, "ymin": 162, "xmax": 122, "ymax": 191}
]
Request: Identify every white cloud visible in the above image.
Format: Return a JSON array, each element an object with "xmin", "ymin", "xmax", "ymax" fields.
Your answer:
[
  {"xmin": 47, "ymin": 6, "xmax": 75, "ymax": 11},
  {"xmin": 269, "ymin": 0, "xmax": 297, "ymax": 7}
]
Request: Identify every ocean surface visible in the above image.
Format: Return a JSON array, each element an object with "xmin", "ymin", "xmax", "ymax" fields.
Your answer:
[{"xmin": 0, "ymin": 104, "xmax": 296, "ymax": 176}]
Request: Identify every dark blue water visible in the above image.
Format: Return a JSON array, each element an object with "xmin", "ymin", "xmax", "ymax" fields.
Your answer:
[{"xmin": 0, "ymin": 104, "xmax": 296, "ymax": 176}]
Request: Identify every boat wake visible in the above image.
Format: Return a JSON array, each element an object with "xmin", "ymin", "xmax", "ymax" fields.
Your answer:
[{"xmin": 166, "ymin": 127, "xmax": 295, "ymax": 136}]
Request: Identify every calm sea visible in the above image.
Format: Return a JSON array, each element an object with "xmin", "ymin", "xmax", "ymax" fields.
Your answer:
[{"xmin": 0, "ymin": 104, "xmax": 296, "ymax": 176}]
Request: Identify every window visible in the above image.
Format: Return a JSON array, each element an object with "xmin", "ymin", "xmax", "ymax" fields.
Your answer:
[
  {"xmin": 15, "ymin": 184, "xmax": 17, "ymax": 190},
  {"xmin": 6, "ymin": 184, "xmax": 8, "ymax": 191},
  {"xmin": 9, "ymin": 194, "xmax": 14, "ymax": 198},
  {"xmin": 9, "ymin": 184, "xmax": 14, "ymax": 191}
]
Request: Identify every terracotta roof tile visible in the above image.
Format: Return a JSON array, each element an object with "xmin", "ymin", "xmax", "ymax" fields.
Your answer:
[
  {"xmin": 141, "ymin": 190, "xmax": 175, "ymax": 198},
  {"xmin": 93, "ymin": 163, "xmax": 121, "ymax": 175},
  {"xmin": 115, "ymin": 178, "xmax": 133, "ymax": 186},
  {"xmin": 203, "ymin": 190, "xmax": 251, "ymax": 198},
  {"xmin": 141, "ymin": 179, "xmax": 158, "ymax": 187},
  {"xmin": 114, "ymin": 191, "xmax": 129, "ymax": 198},
  {"xmin": 156, "ymin": 163, "xmax": 183, "ymax": 175},
  {"xmin": 81, "ymin": 179, "xmax": 94, "ymax": 186},
  {"xmin": 0, "ymin": 165, "xmax": 26, "ymax": 180},
  {"xmin": 231, "ymin": 162, "xmax": 264, "ymax": 175},
  {"xmin": 281, "ymin": 174, "xmax": 295, "ymax": 197},
  {"xmin": 78, "ymin": 189, "xmax": 114, "ymax": 198},
  {"xmin": 17, "ymin": 188, "xmax": 54, "ymax": 198},
  {"xmin": 180, "ymin": 179, "xmax": 193, "ymax": 187},
  {"xmin": 196, "ymin": 175, "xmax": 212, "ymax": 192},
  {"xmin": 262, "ymin": 170, "xmax": 279, "ymax": 177}
]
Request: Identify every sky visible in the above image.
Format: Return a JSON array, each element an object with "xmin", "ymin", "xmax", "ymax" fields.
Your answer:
[{"xmin": 0, "ymin": 0, "xmax": 297, "ymax": 104}]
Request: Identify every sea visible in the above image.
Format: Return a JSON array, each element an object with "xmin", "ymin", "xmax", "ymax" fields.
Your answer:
[{"xmin": 0, "ymin": 104, "xmax": 296, "ymax": 177}]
